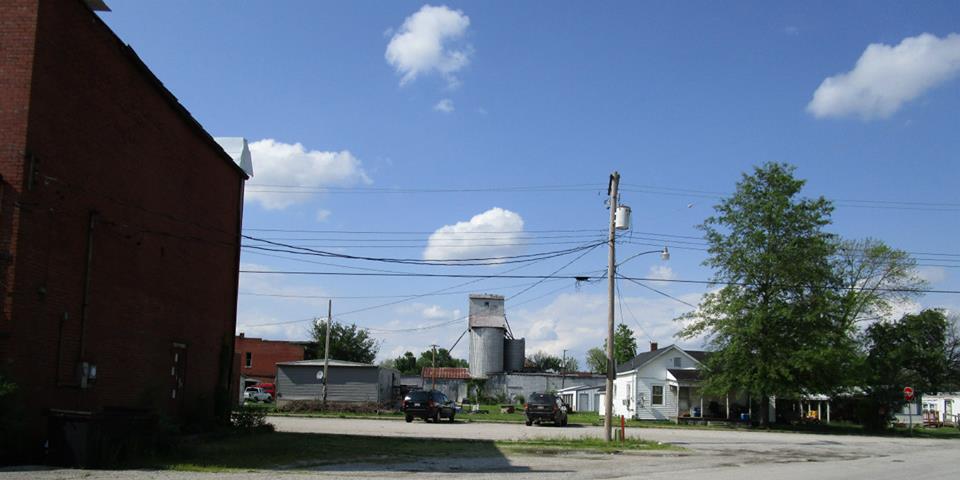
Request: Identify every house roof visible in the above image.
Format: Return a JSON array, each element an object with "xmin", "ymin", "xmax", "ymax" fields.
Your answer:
[
  {"xmin": 617, "ymin": 344, "xmax": 709, "ymax": 374},
  {"xmin": 557, "ymin": 385, "xmax": 603, "ymax": 393},
  {"xmin": 421, "ymin": 367, "xmax": 471, "ymax": 380},
  {"xmin": 277, "ymin": 359, "xmax": 375, "ymax": 368}
]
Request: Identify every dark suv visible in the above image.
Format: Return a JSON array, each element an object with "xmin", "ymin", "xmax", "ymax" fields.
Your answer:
[
  {"xmin": 402, "ymin": 390, "xmax": 457, "ymax": 423},
  {"xmin": 524, "ymin": 392, "xmax": 568, "ymax": 426}
]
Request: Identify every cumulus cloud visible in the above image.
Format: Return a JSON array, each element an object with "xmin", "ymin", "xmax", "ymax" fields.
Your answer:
[
  {"xmin": 647, "ymin": 265, "xmax": 677, "ymax": 281},
  {"xmin": 915, "ymin": 266, "xmax": 947, "ymax": 284},
  {"xmin": 807, "ymin": 33, "xmax": 960, "ymax": 120},
  {"xmin": 509, "ymin": 290, "xmax": 705, "ymax": 367},
  {"xmin": 423, "ymin": 207, "xmax": 525, "ymax": 262},
  {"xmin": 245, "ymin": 139, "xmax": 371, "ymax": 210},
  {"xmin": 385, "ymin": 5, "xmax": 471, "ymax": 87},
  {"xmin": 433, "ymin": 98, "xmax": 455, "ymax": 113}
]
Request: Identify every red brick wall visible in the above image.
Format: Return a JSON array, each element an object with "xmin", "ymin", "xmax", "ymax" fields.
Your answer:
[
  {"xmin": 0, "ymin": 0, "xmax": 38, "ymax": 336},
  {"xmin": 235, "ymin": 336, "xmax": 306, "ymax": 382},
  {"xmin": 0, "ymin": 0, "xmax": 245, "ymax": 453}
]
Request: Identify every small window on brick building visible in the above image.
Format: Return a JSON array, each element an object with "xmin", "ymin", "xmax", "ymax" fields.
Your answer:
[{"xmin": 245, "ymin": 352, "xmax": 252, "ymax": 368}]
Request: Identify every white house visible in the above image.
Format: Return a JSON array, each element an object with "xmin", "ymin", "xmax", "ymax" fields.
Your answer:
[{"xmin": 921, "ymin": 392, "xmax": 959, "ymax": 426}]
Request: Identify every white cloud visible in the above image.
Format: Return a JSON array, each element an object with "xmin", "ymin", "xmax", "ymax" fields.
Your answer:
[
  {"xmin": 245, "ymin": 139, "xmax": 372, "ymax": 210},
  {"xmin": 385, "ymin": 5, "xmax": 471, "ymax": 87},
  {"xmin": 915, "ymin": 266, "xmax": 947, "ymax": 284},
  {"xmin": 509, "ymin": 290, "xmax": 705, "ymax": 368},
  {"xmin": 315, "ymin": 209, "xmax": 332, "ymax": 222},
  {"xmin": 423, "ymin": 207, "xmax": 525, "ymax": 262},
  {"xmin": 807, "ymin": 33, "xmax": 960, "ymax": 120},
  {"xmin": 647, "ymin": 265, "xmax": 677, "ymax": 281},
  {"xmin": 433, "ymin": 98, "xmax": 455, "ymax": 113}
]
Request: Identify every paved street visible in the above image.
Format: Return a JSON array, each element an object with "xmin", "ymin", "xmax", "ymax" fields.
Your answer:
[{"xmin": 3, "ymin": 416, "xmax": 957, "ymax": 479}]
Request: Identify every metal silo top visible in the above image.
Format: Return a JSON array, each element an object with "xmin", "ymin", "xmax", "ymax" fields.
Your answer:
[{"xmin": 469, "ymin": 294, "xmax": 505, "ymax": 329}]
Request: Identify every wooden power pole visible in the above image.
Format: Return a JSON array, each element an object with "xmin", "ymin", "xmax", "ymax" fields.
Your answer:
[
  {"xmin": 604, "ymin": 172, "xmax": 620, "ymax": 442},
  {"xmin": 322, "ymin": 300, "xmax": 332, "ymax": 409}
]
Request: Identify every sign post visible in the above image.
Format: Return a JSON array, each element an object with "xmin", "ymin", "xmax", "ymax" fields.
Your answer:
[{"xmin": 904, "ymin": 386, "xmax": 914, "ymax": 431}]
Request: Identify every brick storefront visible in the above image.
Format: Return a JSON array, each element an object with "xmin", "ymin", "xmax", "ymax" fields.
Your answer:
[{"xmin": 0, "ymin": 0, "xmax": 247, "ymax": 462}]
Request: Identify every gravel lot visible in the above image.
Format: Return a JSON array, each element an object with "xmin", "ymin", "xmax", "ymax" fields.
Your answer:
[{"xmin": 3, "ymin": 416, "xmax": 957, "ymax": 480}]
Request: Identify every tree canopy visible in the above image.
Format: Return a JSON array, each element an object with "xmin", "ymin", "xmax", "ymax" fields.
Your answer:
[
  {"xmin": 387, "ymin": 349, "xmax": 467, "ymax": 375},
  {"xmin": 678, "ymin": 162, "xmax": 848, "ymax": 424},
  {"xmin": 585, "ymin": 324, "xmax": 639, "ymax": 374},
  {"xmin": 861, "ymin": 309, "xmax": 951, "ymax": 428},
  {"xmin": 306, "ymin": 322, "xmax": 380, "ymax": 364}
]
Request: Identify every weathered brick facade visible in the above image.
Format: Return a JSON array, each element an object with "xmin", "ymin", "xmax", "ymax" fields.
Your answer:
[
  {"xmin": 235, "ymin": 334, "xmax": 307, "ymax": 384},
  {"xmin": 0, "ymin": 0, "xmax": 246, "ymax": 461}
]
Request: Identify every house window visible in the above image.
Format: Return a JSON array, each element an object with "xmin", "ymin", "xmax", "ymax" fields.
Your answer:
[
  {"xmin": 245, "ymin": 352, "xmax": 252, "ymax": 368},
  {"xmin": 673, "ymin": 357, "xmax": 681, "ymax": 368},
  {"xmin": 652, "ymin": 385, "xmax": 664, "ymax": 405}
]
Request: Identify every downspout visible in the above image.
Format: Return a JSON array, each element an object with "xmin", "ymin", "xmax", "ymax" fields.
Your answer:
[{"xmin": 78, "ymin": 211, "xmax": 97, "ymax": 368}]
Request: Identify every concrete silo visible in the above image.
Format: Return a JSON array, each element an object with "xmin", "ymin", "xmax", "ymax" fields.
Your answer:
[{"xmin": 467, "ymin": 294, "xmax": 506, "ymax": 378}]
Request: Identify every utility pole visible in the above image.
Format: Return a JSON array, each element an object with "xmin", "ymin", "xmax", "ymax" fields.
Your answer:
[
  {"xmin": 604, "ymin": 171, "xmax": 620, "ymax": 442},
  {"xmin": 430, "ymin": 344, "xmax": 439, "ymax": 390},
  {"xmin": 322, "ymin": 300, "xmax": 332, "ymax": 409},
  {"xmin": 561, "ymin": 349, "xmax": 567, "ymax": 390}
]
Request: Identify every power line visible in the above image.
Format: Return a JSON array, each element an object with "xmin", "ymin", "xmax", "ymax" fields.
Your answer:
[{"xmin": 236, "ymin": 269, "xmax": 960, "ymax": 294}]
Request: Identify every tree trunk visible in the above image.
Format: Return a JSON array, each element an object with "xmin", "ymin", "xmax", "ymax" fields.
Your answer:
[{"xmin": 760, "ymin": 394, "xmax": 770, "ymax": 427}]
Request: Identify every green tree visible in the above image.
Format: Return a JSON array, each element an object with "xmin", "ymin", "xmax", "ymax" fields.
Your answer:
[
  {"xmin": 834, "ymin": 238, "xmax": 926, "ymax": 326},
  {"xmin": 614, "ymin": 323, "xmax": 638, "ymax": 365},
  {"xmin": 586, "ymin": 347, "xmax": 607, "ymax": 374},
  {"xmin": 562, "ymin": 357, "xmax": 580, "ymax": 373},
  {"xmin": 863, "ymin": 309, "xmax": 950, "ymax": 428},
  {"xmin": 391, "ymin": 351, "xmax": 419, "ymax": 374},
  {"xmin": 526, "ymin": 351, "xmax": 563, "ymax": 372},
  {"xmin": 306, "ymin": 322, "xmax": 380, "ymax": 364},
  {"xmin": 678, "ymin": 162, "xmax": 847, "ymax": 426},
  {"xmin": 945, "ymin": 313, "xmax": 960, "ymax": 391},
  {"xmin": 415, "ymin": 348, "xmax": 468, "ymax": 373}
]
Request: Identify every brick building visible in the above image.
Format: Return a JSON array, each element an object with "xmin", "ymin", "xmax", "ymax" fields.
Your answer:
[
  {"xmin": 235, "ymin": 334, "xmax": 307, "ymax": 393},
  {"xmin": 0, "ymin": 0, "xmax": 249, "ymax": 462}
]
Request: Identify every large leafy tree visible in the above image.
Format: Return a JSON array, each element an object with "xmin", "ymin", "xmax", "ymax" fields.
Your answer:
[
  {"xmin": 614, "ymin": 323, "xmax": 638, "ymax": 365},
  {"xmin": 586, "ymin": 347, "xmax": 607, "ymax": 374},
  {"xmin": 863, "ymin": 309, "xmax": 950, "ymax": 428},
  {"xmin": 306, "ymin": 322, "xmax": 380, "ymax": 364},
  {"xmin": 834, "ymin": 238, "xmax": 926, "ymax": 326},
  {"xmin": 678, "ymin": 162, "xmax": 850, "ymax": 425},
  {"xmin": 526, "ymin": 351, "xmax": 563, "ymax": 372},
  {"xmin": 946, "ymin": 313, "xmax": 960, "ymax": 391},
  {"xmin": 392, "ymin": 351, "xmax": 418, "ymax": 374},
  {"xmin": 585, "ymin": 324, "xmax": 639, "ymax": 374},
  {"xmin": 415, "ymin": 348, "xmax": 468, "ymax": 372}
]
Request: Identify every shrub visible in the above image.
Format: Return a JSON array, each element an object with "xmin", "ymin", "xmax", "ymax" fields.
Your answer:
[
  {"xmin": 231, "ymin": 404, "xmax": 274, "ymax": 432},
  {"xmin": 515, "ymin": 394, "xmax": 525, "ymax": 406}
]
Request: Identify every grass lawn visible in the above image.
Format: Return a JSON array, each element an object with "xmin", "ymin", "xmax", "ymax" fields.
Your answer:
[
  {"xmin": 260, "ymin": 402, "xmax": 960, "ymax": 439},
  {"xmin": 157, "ymin": 431, "xmax": 675, "ymax": 472}
]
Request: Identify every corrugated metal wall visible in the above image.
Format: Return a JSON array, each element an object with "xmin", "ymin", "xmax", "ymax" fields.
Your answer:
[{"xmin": 277, "ymin": 365, "xmax": 380, "ymax": 403}]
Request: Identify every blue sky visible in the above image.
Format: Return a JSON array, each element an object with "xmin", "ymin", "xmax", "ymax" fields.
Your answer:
[{"xmin": 100, "ymin": 1, "xmax": 960, "ymax": 366}]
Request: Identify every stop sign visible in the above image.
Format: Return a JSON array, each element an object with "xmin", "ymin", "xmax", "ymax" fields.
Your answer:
[{"xmin": 904, "ymin": 386, "xmax": 914, "ymax": 401}]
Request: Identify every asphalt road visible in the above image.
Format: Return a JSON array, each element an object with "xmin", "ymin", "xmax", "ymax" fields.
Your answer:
[{"xmin": 3, "ymin": 416, "xmax": 957, "ymax": 479}]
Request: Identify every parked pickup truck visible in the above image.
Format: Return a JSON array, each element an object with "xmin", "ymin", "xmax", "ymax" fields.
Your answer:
[{"xmin": 243, "ymin": 386, "xmax": 273, "ymax": 403}]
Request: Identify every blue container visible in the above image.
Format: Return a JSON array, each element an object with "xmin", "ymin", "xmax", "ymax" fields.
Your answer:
[
  {"xmin": 693, "ymin": 407, "xmax": 702, "ymax": 417},
  {"xmin": 740, "ymin": 413, "xmax": 750, "ymax": 421}
]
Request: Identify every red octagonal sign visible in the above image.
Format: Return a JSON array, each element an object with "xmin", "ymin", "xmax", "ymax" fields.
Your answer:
[{"xmin": 904, "ymin": 386, "xmax": 914, "ymax": 401}]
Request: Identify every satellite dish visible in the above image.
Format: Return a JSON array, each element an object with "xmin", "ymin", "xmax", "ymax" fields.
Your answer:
[{"xmin": 316, "ymin": 370, "xmax": 324, "ymax": 381}]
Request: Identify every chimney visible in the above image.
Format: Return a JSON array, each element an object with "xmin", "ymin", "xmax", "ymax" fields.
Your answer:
[{"xmin": 650, "ymin": 342, "xmax": 658, "ymax": 352}]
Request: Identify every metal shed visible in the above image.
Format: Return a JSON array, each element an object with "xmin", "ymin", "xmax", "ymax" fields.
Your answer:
[{"xmin": 275, "ymin": 359, "xmax": 399, "ymax": 407}]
